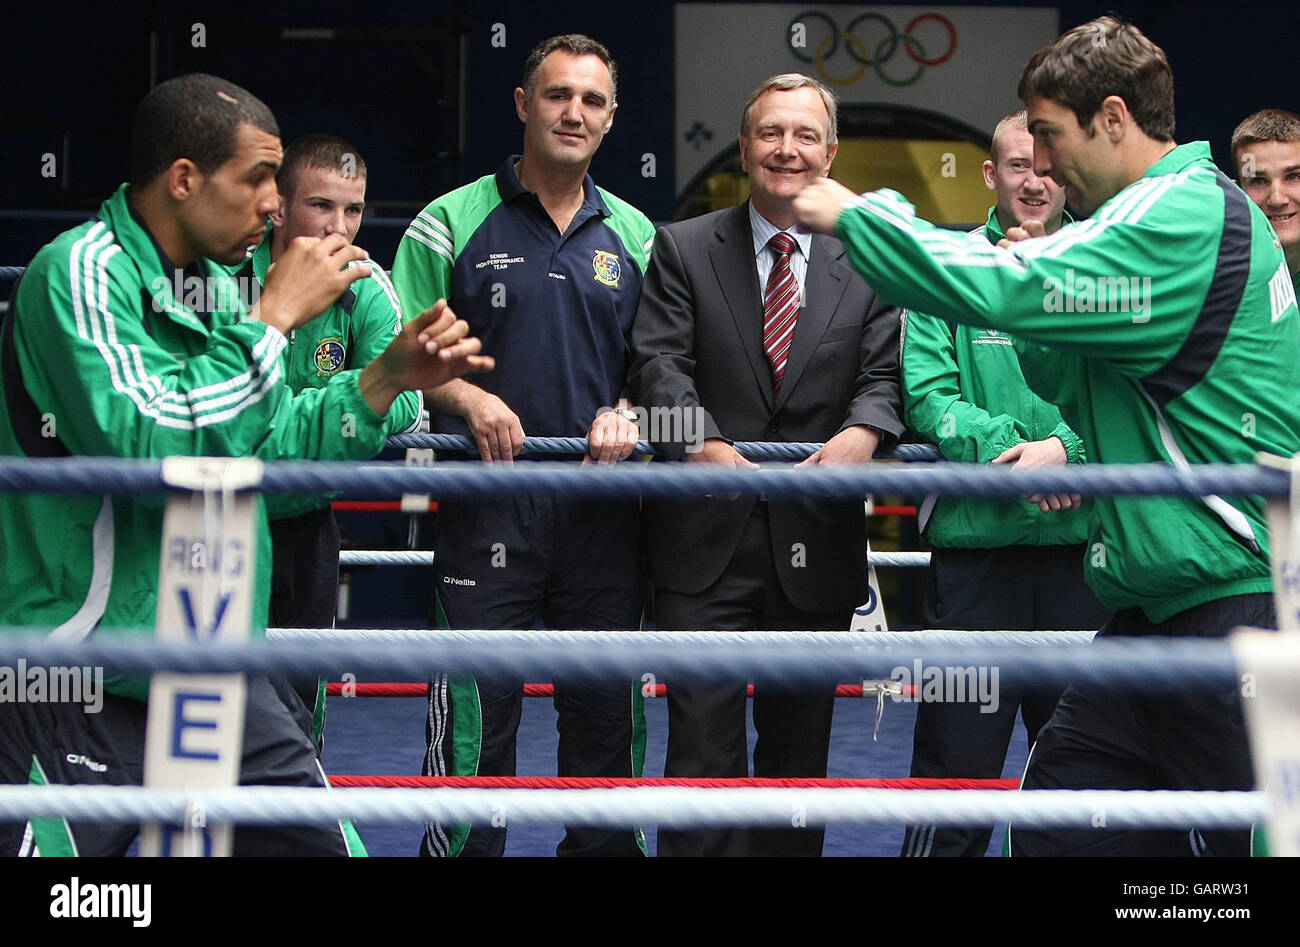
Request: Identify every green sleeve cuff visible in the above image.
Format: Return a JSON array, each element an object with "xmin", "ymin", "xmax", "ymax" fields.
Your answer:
[
  {"xmin": 342, "ymin": 369, "xmax": 388, "ymax": 430},
  {"xmin": 1051, "ymin": 423, "xmax": 1086, "ymax": 463}
]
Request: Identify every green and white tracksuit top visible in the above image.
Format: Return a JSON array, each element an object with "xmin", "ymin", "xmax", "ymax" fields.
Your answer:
[
  {"xmin": 234, "ymin": 228, "xmax": 422, "ymax": 520},
  {"xmin": 837, "ymin": 142, "xmax": 1300, "ymax": 621},
  {"xmin": 0, "ymin": 184, "xmax": 404, "ymax": 698},
  {"xmin": 903, "ymin": 206, "xmax": 1092, "ymax": 550}
]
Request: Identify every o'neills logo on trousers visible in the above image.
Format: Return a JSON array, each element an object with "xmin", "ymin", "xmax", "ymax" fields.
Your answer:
[{"xmin": 889, "ymin": 660, "xmax": 1000, "ymax": 713}]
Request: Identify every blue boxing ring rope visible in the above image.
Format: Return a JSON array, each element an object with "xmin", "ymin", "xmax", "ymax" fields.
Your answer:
[{"xmin": 0, "ymin": 447, "xmax": 1291, "ymax": 832}]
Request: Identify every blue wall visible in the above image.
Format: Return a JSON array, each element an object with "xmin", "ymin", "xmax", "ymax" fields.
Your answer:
[{"xmin": 4, "ymin": 0, "xmax": 1299, "ymax": 268}]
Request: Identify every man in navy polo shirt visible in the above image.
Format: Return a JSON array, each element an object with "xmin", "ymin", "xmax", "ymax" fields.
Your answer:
[{"xmin": 392, "ymin": 33, "xmax": 655, "ymax": 858}]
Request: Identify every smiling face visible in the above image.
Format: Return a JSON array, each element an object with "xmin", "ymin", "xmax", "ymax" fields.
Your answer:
[
  {"xmin": 985, "ymin": 128, "xmax": 1066, "ymax": 231},
  {"xmin": 271, "ymin": 165, "xmax": 367, "ymax": 257},
  {"xmin": 1237, "ymin": 139, "xmax": 1300, "ymax": 257},
  {"xmin": 1026, "ymin": 96, "xmax": 1121, "ymax": 218},
  {"xmin": 175, "ymin": 122, "xmax": 282, "ymax": 265},
  {"xmin": 515, "ymin": 50, "xmax": 616, "ymax": 174},
  {"xmin": 739, "ymin": 86, "xmax": 838, "ymax": 228}
]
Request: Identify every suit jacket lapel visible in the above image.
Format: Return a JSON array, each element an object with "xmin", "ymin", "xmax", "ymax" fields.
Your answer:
[
  {"xmin": 709, "ymin": 204, "xmax": 774, "ymax": 412},
  {"xmin": 776, "ymin": 234, "xmax": 850, "ymax": 409}
]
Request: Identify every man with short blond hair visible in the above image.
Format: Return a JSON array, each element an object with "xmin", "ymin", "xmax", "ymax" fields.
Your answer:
[{"xmin": 1233, "ymin": 108, "xmax": 1300, "ymax": 285}]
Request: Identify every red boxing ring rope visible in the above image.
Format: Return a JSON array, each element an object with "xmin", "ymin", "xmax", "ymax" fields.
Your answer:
[{"xmin": 326, "ymin": 775, "xmax": 1020, "ymax": 790}]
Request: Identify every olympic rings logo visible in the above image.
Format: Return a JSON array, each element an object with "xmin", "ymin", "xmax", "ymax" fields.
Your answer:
[{"xmin": 786, "ymin": 11, "xmax": 958, "ymax": 87}]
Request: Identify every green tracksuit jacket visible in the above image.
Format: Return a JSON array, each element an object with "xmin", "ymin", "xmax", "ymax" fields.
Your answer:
[
  {"xmin": 903, "ymin": 206, "xmax": 1091, "ymax": 549},
  {"xmin": 837, "ymin": 142, "xmax": 1300, "ymax": 621},
  {"xmin": 0, "ymin": 184, "xmax": 400, "ymax": 697},
  {"xmin": 236, "ymin": 229, "xmax": 422, "ymax": 520}
]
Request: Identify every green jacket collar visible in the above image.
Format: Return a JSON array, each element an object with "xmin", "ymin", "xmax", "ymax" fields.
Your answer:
[
  {"xmin": 982, "ymin": 203, "xmax": 1074, "ymax": 244},
  {"xmin": 1142, "ymin": 140, "xmax": 1211, "ymax": 178},
  {"xmin": 243, "ymin": 224, "xmax": 360, "ymax": 319},
  {"xmin": 98, "ymin": 183, "xmax": 238, "ymax": 336},
  {"xmin": 247, "ymin": 222, "xmax": 274, "ymax": 284},
  {"xmin": 1086, "ymin": 142, "xmax": 1210, "ymax": 222},
  {"xmin": 984, "ymin": 205, "xmax": 1007, "ymax": 242}
]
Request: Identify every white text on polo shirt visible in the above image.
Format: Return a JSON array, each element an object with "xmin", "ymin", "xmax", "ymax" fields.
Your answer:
[{"xmin": 475, "ymin": 253, "xmax": 526, "ymax": 270}]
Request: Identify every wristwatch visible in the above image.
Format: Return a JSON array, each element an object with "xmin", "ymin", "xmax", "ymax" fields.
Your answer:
[{"xmin": 611, "ymin": 407, "xmax": 639, "ymax": 423}]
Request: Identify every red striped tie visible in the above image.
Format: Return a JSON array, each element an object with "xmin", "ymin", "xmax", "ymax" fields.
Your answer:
[{"xmin": 762, "ymin": 232, "xmax": 801, "ymax": 394}]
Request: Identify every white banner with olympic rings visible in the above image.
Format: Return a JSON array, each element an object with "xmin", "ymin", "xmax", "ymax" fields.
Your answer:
[{"xmin": 675, "ymin": 4, "xmax": 1060, "ymax": 193}]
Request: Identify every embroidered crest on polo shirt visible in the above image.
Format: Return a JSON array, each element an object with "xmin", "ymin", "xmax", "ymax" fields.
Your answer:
[
  {"xmin": 314, "ymin": 337, "xmax": 347, "ymax": 376},
  {"xmin": 592, "ymin": 249, "xmax": 621, "ymax": 287}
]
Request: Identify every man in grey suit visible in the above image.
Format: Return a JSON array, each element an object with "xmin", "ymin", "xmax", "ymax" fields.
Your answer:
[{"xmin": 627, "ymin": 73, "xmax": 904, "ymax": 857}]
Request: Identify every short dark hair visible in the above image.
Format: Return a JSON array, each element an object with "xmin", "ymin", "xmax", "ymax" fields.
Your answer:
[
  {"xmin": 276, "ymin": 133, "xmax": 368, "ymax": 201},
  {"xmin": 1231, "ymin": 109, "xmax": 1300, "ymax": 173},
  {"xmin": 1018, "ymin": 16, "xmax": 1175, "ymax": 142},
  {"xmin": 130, "ymin": 73, "xmax": 279, "ymax": 187},
  {"xmin": 521, "ymin": 34, "xmax": 617, "ymax": 104}
]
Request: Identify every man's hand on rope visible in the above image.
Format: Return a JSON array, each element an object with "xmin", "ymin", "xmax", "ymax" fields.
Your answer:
[{"xmin": 992, "ymin": 436, "xmax": 1080, "ymax": 511}]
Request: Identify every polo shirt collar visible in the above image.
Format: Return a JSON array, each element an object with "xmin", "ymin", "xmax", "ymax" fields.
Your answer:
[{"xmin": 494, "ymin": 154, "xmax": 609, "ymax": 218}]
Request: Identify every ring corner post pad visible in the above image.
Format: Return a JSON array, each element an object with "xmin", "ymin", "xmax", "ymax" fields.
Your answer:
[
  {"xmin": 1233, "ymin": 450, "xmax": 1300, "ymax": 856},
  {"xmin": 400, "ymin": 447, "xmax": 434, "ymax": 513},
  {"xmin": 1258, "ymin": 451, "xmax": 1300, "ymax": 632},
  {"xmin": 141, "ymin": 457, "xmax": 262, "ymax": 857}
]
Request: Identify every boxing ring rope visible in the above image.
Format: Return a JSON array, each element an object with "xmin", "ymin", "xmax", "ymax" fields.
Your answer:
[
  {"xmin": 265, "ymin": 626, "xmax": 1098, "ymax": 650},
  {"xmin": 0, "ymin": 785, "xmax": 1266, "ymax": 830},
  {"xmin": 387, "ymin": 432, "xmax": 942, "ymax": 462},
  {"xmin": 324, "ymin": 682, "xmax": 912, "ymax": 698},
  {"xmin": 0, "ymin": 456, "xmax": 1288, "ymax": 499},
  {"xmin": 0, "ymin": 452, "xmax": 1291, "ymax": 834},
  {"xmin": 324, "ymin": 775, "xmax": 1023, "ymax": 790},
  {"xmin": 0, "ymin": 632, "xmax": 1239, "ymax": 692},
  {"xmin": 337, "ymin": 549, "xmax": 933, "ymax": 568}
]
